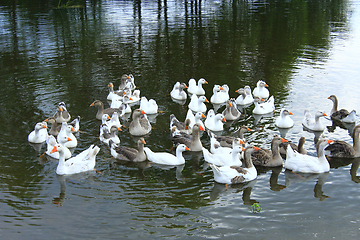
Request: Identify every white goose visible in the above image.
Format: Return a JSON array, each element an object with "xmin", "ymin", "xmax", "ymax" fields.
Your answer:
[
  {"xmin": 188, "ymin": 78, "xmax": 208, "ymax": 95},
  {"xmin": 285, "ymin": 138, "xmax": 333, "ymax": 173},
  {"xmin": 28, "ymin": 122, "xmax": 48, "ymax": 143},
  {"xmin": 170, "ymin": 82, "xmax": 188, "ymax": 100},
  {"xmin": 302, "ymin": 110, "xmax": 327, "ymax": 131},
  {"xmin": 209, "ymin": 146, "xmax": 260, "ymax": 185},
  {"xmin": 51, "ymin": 144, "xmax": 100, "ymax": 175},
  {"xmin": 252, "ymin": 96, "xmax": 275, "ymax": 115},
  {"xmin": 185, "ymin": 109, "xmax": 206, "ymax": 129},
  {"xmin": 46, "ymin": 135, "xmax": 72, "ymax": 159},
  {"xmin": 252, "ymin": 80, "xmax": 269, "ymax": 99},
  {"xmin": 57, "ymin": 122, "xmax": 77, "ymax": 148},
  {"xmin": 210, "ymin": 85, "xmax": 225, "ymax": 104},
  {"xmin": 205, "ymin": 113, "xmax": 226, "ymax": 132},
  {"xmin": 203, "ymin": 145, "xmax": 244, "ymax": 167},
  {"xmin": 140, "ymin": 96, "xmax": 158, "ymax": 115},
  {"xmin": 188, "ymin": 94, "xmax": 208, "ymax": 113},
  {"xmin": 236, "ymin": 85, "xmax": 254, "ymax": 106},
  {"xmin": 275, "ymin": 108, "xmax": 294, "ymax": 128},
  {"xmin": 144, "ymin": 144, "xmax": 190, "ymax": 165},
  {"xmin": 219, "ymin": 84, "xmax": 230, "ymax": 103}
]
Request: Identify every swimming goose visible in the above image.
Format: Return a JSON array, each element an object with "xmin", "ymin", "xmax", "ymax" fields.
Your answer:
[
  {"xmin": 209, "ymin": 146, "xmax": 260, "ymax": 185},
  {"xmin": 171, "ymin": 123, "xmax": 204, "ymax": 151},
  {"xmin": 170, "ymin": 82, "xmax": 188, "ymax": 100},
  {"xmin": 209, "ymin": 137, "xmax": 245, "ymax": 162},
  {"xmin": 251, "ymin": 135, "xmax": 287, "ymax": 167},
  {"xmin": 68, "ymin": 116, "xmax": 80, "ymax": 132},
  {"xmin": 253, "ymin": 96, "xmax": 275, "ymax": 115},
  {"xmin": 45, "ymin": 117, "xmax": 61, "ymax": 136},
  {"xmin": 285, "ymin": 138, "xmax": 333, "ymax": 173},
  {"xmin": 324, "ymin": 124, "xmax": 360, "ymax": 158},
  {"xmin": 208, "ymin": 126, "xmax": 251, "ymax": 148},
  {"xmin": 28, "ymin": 122, "xmax": 48, "ymax": 143},
  {"xmin": 275, "ymin": 108, "xmax": 294, "ymax": 128},
  {"xmin": 170, "ymin": 114, "xmax": 192, "ymax": 135},
  {"xmin": 203, "ymin": 145, "xmax": 244, "ymax": 167},
  {"xmin": 57, "ymin": 123, "xmax": 77, "ymax": 148},
  {"xmin": 252, "ymin": 80, "xmax": 269, "ymax": 99},
  {"xmin": 109, "ymin": 138, "xmax": 147, "ymax": 162},
  {"xmin": 99, "ymin": 124, "xmax": 121, "ymax": 145},
  {"xmin": 210, "ymin": 85, "xmax": 225, "ymax": 104},
  {"xmin": 110, "ymin": 95, "xmax": 133, "ymax": 113},
  {"xmin": 219, "ymin": 84, "xmax": 230, "ymax": 103},
  {"xmin": 302, "ymin": 110, "xmax": 327, "ymax": 131},
  {"xmin": 129, "ymin": 109, "xmax": 151, "ymax": 136},
  {"xmin": 90, "ymin": 100, "xmax": 121, "ymax": 120},
  {"xmin": 188, "ymin": 94, "xmax": 209, "ymax": 112},
  {"xmin": 46, "ymin": 135, "xmax": 72, "ymax": 159},
  {"xmin": 222, "ymin": 98, "xmax": 241, "ymax": 121},
  {"xmin": 185, "ymin": 109, "xmax": 206, "ymax": 129},
  {"xmin": 236, "ymin": 86, "xmax": 254, "ymax": 106},
  {"xmin": 118, "ymin": 74, "xmax": 132, "ymax": 90},
  {"xmin": 205, "ymin": 113, "xmax": 226, "ymax": 132},
  {"xmin": 188, "ymin": 78, "xmax": 208, "ymax": 95},
  {"xmin": 125, "ymin": 89, "xmax": 141, "ymax": 105},
  {"xmin": 144, "ymin": 144, "xmax": 190, "ymax": 165},
  {"xmin": 53, "ymin": 103, "xmax": 71, "ymax": 123},
  {"xmin": 328, "ymin": 95, "xmax": 352, "ymax": 122},
  {"xmin": 140, "ymin": 96, "xmax": 158, "ymax": 115},
  {"xmin": 279, "ymin": 137, "xmax": 307, "ymax": 157},
  {"xmin": 51, "ymin": 144, "xmax": 100, "ymax": 175}
]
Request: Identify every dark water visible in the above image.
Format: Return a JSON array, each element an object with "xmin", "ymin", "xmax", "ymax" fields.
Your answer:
[{"xmin": 1, "ymin": 0, "xmax": 360, "ymax": 239}]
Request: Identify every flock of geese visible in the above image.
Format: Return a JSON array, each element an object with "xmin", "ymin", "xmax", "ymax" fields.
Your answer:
[{"xmin": 28, "ymin": 74, "xmax": 360, "ymax": 186}]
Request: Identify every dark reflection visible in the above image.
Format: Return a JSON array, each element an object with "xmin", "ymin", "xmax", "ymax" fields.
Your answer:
[
  {"xmin": 256, "ymin": 166, "xmax": 286, "ymax": 192},
  {"xmin": 285, "ymin": 170, "xmax": 330, "ymax": 201}
]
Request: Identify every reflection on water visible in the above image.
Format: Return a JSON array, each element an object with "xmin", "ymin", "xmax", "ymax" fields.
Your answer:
[{"xmin": 1, "ymin": 0, "xmax": 360, "ymax": 238}]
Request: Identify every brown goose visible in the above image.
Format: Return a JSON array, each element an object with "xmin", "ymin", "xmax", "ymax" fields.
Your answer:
[
  {"xmin": 251, "ymin": 135, "xmax": 288, "ymax": 167},
  {"xmin": 169, "ymin": 114, "xmax": 192, "ymax": 134},
  {"xmin": 279, "ymin": 137, "xmax": 307, "ymax": 157},
  {"xmin": 45, "ymin": 117, "xmax": 61, "ymax": 136},
  {"xmin": 328, "ymin": 95, "xmax": 350, "ymax": 122},
  {"xmin": 209, "ymin": 126, "xmax": 251, "ymax": 148},
  {"xmin": 90, "ymin": 100, "xmax": 121, "ymax": 120},
  {"xmin": 171, "ymin": 123, "xmax": 204, "ymax": 151},
  {"xmin": 109, "ymin": 138, "xmax": 147, "ymax": 162},
  {"xmin": 325, "ymin": 124, "xmax": 360, "ymax": 158},
  {"xmin": 129, "ymin": 109, "xmax": 151, "ymax": 136},
  {"xmin": 222, "ymin": 98, "xmax": 241, "ymax": 121}
]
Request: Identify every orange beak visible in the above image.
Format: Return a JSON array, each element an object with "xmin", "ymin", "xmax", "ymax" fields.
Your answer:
[
  {"xmin": 90, "ymin": 102, "xmax": 95, "ymax": 107},
  {"xmin": 50, "ymin": 146, "xmax": 57, "ymax": 153},
  {"xmin": 289, "ymin": 112, "xmax": 293, "ymax": 115},
  {"xmin": 140, "ymin": 110, "xmax": 146, "ymax": 115},
  {"xmin": 222, "ymin": 117, "xmax": 226, "ymax": 122},
  {"xmin": 235, "ymin": 89, "xmax": 239, "ymax": 93},
  {"xmin": 220, "ymin": 87, "xmax": 224, "ymax": 90},
  {"xmin": 142, "ymin": 139, "xmax": 146, "ymax": 144},
  {"xmin": 323, "ymin": 113, "xmax": 327, "ymax": 116},
  {"xmin": 282, "ymin": 138, "xmax": 288, "ymax": 143},
  {"xmin": 199, "ymin": 126, "xmax": 205, "ymax": 131},
  {"xmin": 117, "ymin": 127, "xmax": 122, "ymax": 131},
  {"xmin": 265, "ymin": 83, "xmax": 269, "ymax": 87},
  {"xmin": 185, "ymin": 146, "xmax": 190, "ymax": 151},
  {"xmin": 184, "ymin": 84, "xmax": 188, "ymax": 89},
  {"xmin": 254, "ymin": 147, "xmax": 261, "ymax": 151},
  {"xmin": 110, "ymin": 83, "xmax": 113, "ymax": 88},
  {"xmin": 70, "ymin": 127, "xmax": 75, "ymax": 131},
  {"xmin": 204, "ymin": 98, "xmax": 209, "ymax": 103},
  {"xmin": 240, "ymin": 140, "xmax": 245, "ymax": 145},
  {"xmin": 204, "ymin": 80, "xmax": 208, "ymax": 84},
  {"xmin": 42, "ymin": 124, "xmax": 47, "ymax": 128},
  {"xmin": 247, "ymin": 127, "xmax": 251, "ymax": 131},
  {"xmin": 327, "ymin": 140, "xmax": 333, "ymax": 144},
  {"xmin": 229, "ymin": 103, "xmax": 233, "ymax": 107},
  {"xmin": 202, "ymin": 114, "xmax": 206, "ymax": 118}
]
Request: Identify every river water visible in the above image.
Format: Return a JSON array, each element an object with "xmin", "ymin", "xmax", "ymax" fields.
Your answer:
[{"xmin": 1, "ymin": 0, "xmax": 360, "ymax": 239}]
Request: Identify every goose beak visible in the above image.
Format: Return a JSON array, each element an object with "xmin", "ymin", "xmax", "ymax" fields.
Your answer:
[
  {"xmin": 229, "ymin": 103, "xmax": 233, "ymax": 107},
  {"xmin": 184, "ymin": 84, "xmax": 188, "ymax": 89},
  {"xmin": 90, "ymin": 102, "xmax": 95, "ymax": 107},
  {"xmin": 235, "ymin": 89, "xmax": 239, "ymax": 93},
  {"xmin": 42, "ymin": 124, "xmax": 47, "ymax": 128},
  {"xmin": 205, "ymin": 98, "xmax": 209, "ymax": 103},
  {"xmin": 323, "ymin": 113, "xmax": 327, "ymax": 116},
  {"xmin": 289, "ymin": 112, "xmax": 293, "ymax": 115},
  {"xmin": 142, "ymin": 139, "xmax": 146, "ymax": 144},
  {"xmin": 70, "ymin": 127, "xmax": 75, "ymax": 131},
  {"xmin": 129, "ymin": 97, "xmax": 133, "ymax": 100},
  {"xmin": 265, "ymin": 83, "xmax": 269, "ymax": 87},
  {"xmin": 247, "ymin": 127, "xmax": 251, "ymax": 131},
  {"xmin": 222, "ymin": 117, "xmax": 226, "ymax": 122},
  {"xmin": 327, "ymin": 139, "xmax": 333, "ymax": 144},
  {"xmin": 282, "ymin": 138, "xmax": 288, "ymax": 143},
  {"xmin": 254, "ymin": 147, "xmax": 261, "ymax": 151},
  {"xmin": 44, "ymin": 118, "xmax": 49, "ymax": 122},
  {"xmin": 140, "ymin": 110, "xmax": 146, "ymax": 115},
  {"xmin": 202, "ymin": 114, "xmax": 206, "ymax": 118},
  {"xmin": 199, "ymin": 126, "xmax": 205, "ymax": 131},
  {"xmin": 117, "ymin": 127, "xmax": 122, "ymax": 131},
  {"xmin": 107, "ymin": 115, "xmax": 111, "ymax": 120},
  {"xmin": 240, "ymin": 140, "xmax": 245, "ymax": 145},
  {"xmin": 242, "ymin": 147, "xmax": 245, "ymax": 151},
  {"xmin": 67, "ymin": 137, "xmax": 72, "ymax": 141},
  {"xmin": 185, "ymin": 146, "xmax": 190, "ymax": 151},
  {"xmin": 204, "ymin": 80, "xmax": 208, "ymax": 84},
  {"xmin": 220, "ymin": 87, "xmax": 224, "ymax": 90},
  {"xmin": 110, "ymin": 83, "xmax": 113, "ymax": 88},
  {"xmin": 50, "ymin": 146, "xmax": 57, "ymax": 153}
]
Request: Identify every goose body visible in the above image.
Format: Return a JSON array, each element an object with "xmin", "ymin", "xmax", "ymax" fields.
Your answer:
[
  {"xmin": 144, "ymin": 144, "xmax": 190, "ymax": 165},
  {"xmin": 328, "ymin": 95, "xmax": 352, "ymax": 122},
  {"xmin": 51, "ymin": 144, "xmax": 100, "ymax": 175},
  {"xmin": 46, "ymin": 135, "xmax": 72, "ymax": 159},
  {"xmin": 285, "ymin": 139, "xmax": 333, "ymax": 173},
  {"xmin": 28, "ymin": 122, "xmax": 48, "ymax": 143},
  {"xmin": 252, "ymin": 80, "xmax": 269, "ymax": 99},
  {"xmin": 140, "ymin": 96, "xmax": 158, "ymax": 115},
  {"xmin": 205, "ymin": 113, "xmax": 226, "ymax": 131},
  {"xmin": 203, "ymin": 145, "xmax": 244, "ymax": 167},
  {"xmin": 325, "ymin": 125, "xmax": 360, "ymax": 158},
  {"xmin": 236, "ymin": 86, "xmax": 254, "ymax": 106},
  {"xmin": 188, "ymin": 94, "xmax": 208, "ymax": 112},
  {"xmin": 302, "ymin": 110, "xmax": 327, "ymax": 131},
  {"xmin": 188, "ymin": 78, "xmax": 208, "ymax": 95},
  {"xmin": 53, "ymin": 102, "xmax": 71, "ymax": 123},
  {"xmin": 222, "ymin": 99, "xmax": 241, "ymax": 121},
  {"xmin": 170, "ymin": 82, "xmax": 188, "ymax": 100},
  {"xmin": 185, "ymin": 109, "xmax": 206, "ymax": 129},
  {"xmin": 57, "ymin": 123, "xmax": 77, "ymax": 148},
  {"xmin": 253, "ymin": 96, "xmax": 275, "ymax": 115},
  {"xmin": 210, "ymin": 85, "xmax": 225, "ymax": 104},
  {"xmin": 118, "ymin": 74, "xmax": 132, "ymax": 90},
  {"xmin": 209, "ymin": 146, "xmax": 259, "ymax": 185},
  {"xmin": 275, "ymin": 108, "xmax": 294, "ymax": 128},
  {"xmin": 110, "ymin": 138, "xmax": 146, "ymax": 162},
  {"xmin": 251, "ymin": 135, "xmax": 288, "ymax": 167},
  {"xmin": 171, "ymin": 123, "xmax": 204, "ymax": 151},
  {"xmin": 45, "ymin": 117, "xmax": 61, "ymax": 136},
  {"xmin": 129, "ymin": 109, "xmax": 151, "ymax": 136}
]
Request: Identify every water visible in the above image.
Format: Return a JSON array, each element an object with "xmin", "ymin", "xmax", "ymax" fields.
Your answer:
[{"xmin": 1, "ymin": 0, "xmax": 360, "ymax": 239}]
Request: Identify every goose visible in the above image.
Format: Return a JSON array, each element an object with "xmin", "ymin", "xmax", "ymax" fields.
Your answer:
[
  {"xmin": 341, "ymin": 110, "xmax": 358, "ymax": 123},
  {"xmin": 188, "ymin": 78, "xmax": 208, "ymax": 95},
  {"xmin": 68, "ymin": 116, "xmax": 81, "ymax": 132},
  {"xmin": 110, "ymin": 95, "xmax": 133, "ymax": 113},
  {"xmin": 126, "ymin": 89, "xmax": 141, "ymax": 104},
  {"xmin": 279, "ymin": 136, "xmax": 307, "ymax": 157},
  {"xmin": 210, "ymin": 85, "xmax": 225, "ymax": 104},
  {"xmin": 302, "ymin": 110, "xmax": 327, "ymax": 131},
  {"xmin": 57, "ymin": 122, "xmax": 77, "ymax": 148},
  {"xmin": 109, "ymin": 138, "xmax": 147, "ymax": 162},
  {"xmin": 51, "ymin": 144, "xmax": 100, "ymax": 175},
  {"xmin": 101, "ymin": 114, "xmax": 112, "ymax": 126},
  {"xmin": 285, "ymin": 138, "xmax": 333, "ymax": 173},
  {"xmin": 99, "ymin": 124, "xmax": 121, "ymax": 145},
  {"xmin": 209, "ymin": 146, "xmax": 260, "ymax": 185},
  {"xmin": 118, "ymin": 74, "xmax": 132, "ymax": 90},
  {"xmin": 205, "ymin": 113, "xmax": 226, "ymax": 132},
  {"xmin": 219, "ymin": 84, "xmax": 230, "ymax": 103},
  {"xmin": 275, "ymin": 108, "xmax": 294, "ymax": 128},
  {"xmin": 28, "ymin": 122, "xmax": 48, "ymax": 143},
  {"xmin": 46, "ymin": 135, "xmax": 72, "ymax": 159},
  {"xmin": 236, "ymin": 86, "xmax": 254, "ymax": 106},
  {"xmin": 90, "ymin": 100, "xmax": 121, "ymax": 120},
  {"xmin": 252, "ymin": 80, "xmax": 269, "ymax": 99},
  {"xmin": 140, "ymin": 96, "xmax": 158, "ymax": 115},
  {"xmin": 127, "ymin": 74, "xmax": 136, "ymax": 90},
  {"xmin": 129, "ymin": 109, "xmax": 151, "ymax": 136},
  {"xmin": 170, "ymin": 82, "xmax": 188, "ymax": 100},
  {"xmin": 328, "ymin": 95, "xmax": 353, "ymax": 122},
  {"xmin": 169, "ymin": 114, "xmax": 192, "ymax": 134},
  {"xmin": 209, "ymin": 137, "xmax": 245, "ymax": 161},
  {"xmin": 185, "ymin": 109, "xmax": 206, "ymax": 129},
  {"xmin": 188, "ymin": 94, "xmax": 209, "ymax": 113},
  {"xmin": 107, "ymin": 111, "xmax": 122, "ymax": 129},
  {"xmin": 222, "ymin": 98, "xmax": 241, "ymax": 121},
  {"xmin": 171, "ymin": 123, "xmax": 204, "ymax": 151},
  {"xmin": 207, "ymin": 126, "xmax": 251, "ymax": 149},
  {"xmin": 203, "ymin": 145, "xmax": 244, "ymax": 167},
  {"xmin": 324, "ymin": 124, "xmax": 360, "ymax": 158},
  {"xmin": 52, "ymin": 102, "xmax": 71, "ymax": 123},
  {"xmin": 107, "ymin": 82, "xmax": 120, "ymax": 101},
  {"xmin": 44, "ymin": 117, "xmax": 61, "ymax": 136},
  {"xmin": 251, "ymin": 135, "xmax": 288, "ymax": 167},
  {"xmin": 144, "ymin": 144, "xmax": 190, "ymax": 165},
  {"xmin": 252, "ymin": 96, "xmax": 275, "ymax": 115},
  {"xmin": 204, "ymin": 109, "xmax": 215, "ymax": 129}
]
